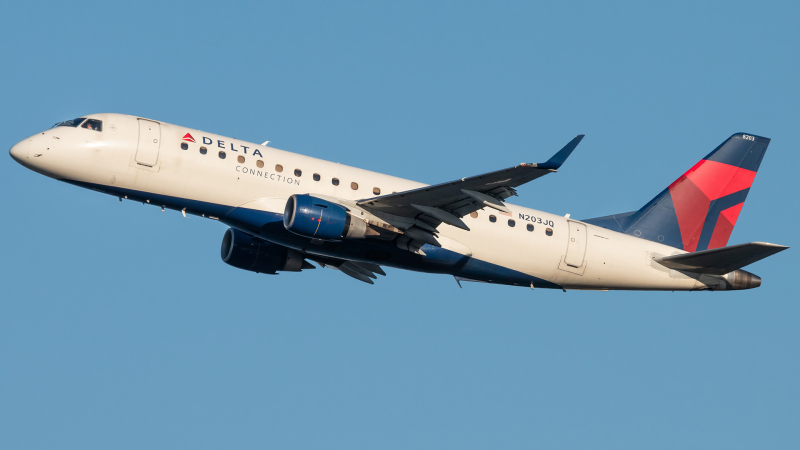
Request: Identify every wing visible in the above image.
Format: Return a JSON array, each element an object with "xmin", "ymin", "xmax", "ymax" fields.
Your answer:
[
  {"xmin": 653, "ymin": 242, "xmax": 788, "ymax": 275},
  {"xmin": 356, "ymin": 135, "xmax": 584, "ymax": 231}
]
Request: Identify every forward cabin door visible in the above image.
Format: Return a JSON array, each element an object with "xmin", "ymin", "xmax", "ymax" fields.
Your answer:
[
  {"xmin": 135, "ymin": 119, "xmax": 161, "ymax": 166},
  {"xmin": 564, "ymin": 220, "xmax": 587, "ymax": 267}
]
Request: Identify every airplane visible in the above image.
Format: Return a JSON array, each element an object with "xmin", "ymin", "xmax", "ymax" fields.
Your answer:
[{"xmin": 9, "ymin": 113, "xmax": 788, "ymax": 291}]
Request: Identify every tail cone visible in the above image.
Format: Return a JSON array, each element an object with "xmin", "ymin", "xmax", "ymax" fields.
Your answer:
[{"xmin": 725, "ymin": 269, "xmax": 762, "ymax": 290}]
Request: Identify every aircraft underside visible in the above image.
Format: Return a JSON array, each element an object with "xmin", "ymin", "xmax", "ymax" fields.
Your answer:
[{"xmin": 66, "ymin": 180, "xmax": 559, "ymax": 288}]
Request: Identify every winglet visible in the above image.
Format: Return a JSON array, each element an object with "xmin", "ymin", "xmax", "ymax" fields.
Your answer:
[{"xmin": 537, "ymin": 135, "xmax": 584, "ymax": 170}]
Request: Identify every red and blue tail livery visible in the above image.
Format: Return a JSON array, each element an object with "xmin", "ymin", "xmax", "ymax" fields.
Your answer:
[{"xmin": 584, "ymin": 133, "xmax": 769, "ymax": 252}]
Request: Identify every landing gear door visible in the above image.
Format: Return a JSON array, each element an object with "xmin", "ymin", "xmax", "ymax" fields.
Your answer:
[
  {"xmin": 135, "ymin": 119, "xmax": 161, "ymax": 166},
  {"xmin": 564, "ymin": 220, "xmax": 587, "ymax": 268}
]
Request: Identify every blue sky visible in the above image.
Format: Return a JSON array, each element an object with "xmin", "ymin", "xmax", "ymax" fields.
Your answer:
[{"xmin": 1, "ymin": 1, "xmax": 798, "ymax": 448}]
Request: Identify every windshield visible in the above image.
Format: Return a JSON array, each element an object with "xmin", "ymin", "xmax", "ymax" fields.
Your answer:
[{"xmin": 52, "ymin": 117, "xmax": 86, "ymax": 128}]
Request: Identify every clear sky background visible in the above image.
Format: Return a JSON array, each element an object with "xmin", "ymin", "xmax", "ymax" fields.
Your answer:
[{"xmin": 1, "ymin": 1, "xmax": 798, "ymax": 449}]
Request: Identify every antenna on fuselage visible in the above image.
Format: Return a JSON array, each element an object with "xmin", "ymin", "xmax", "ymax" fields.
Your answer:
[{"xmin": 262, "ymin": 141, "xmax": 270, "ymax": 146}]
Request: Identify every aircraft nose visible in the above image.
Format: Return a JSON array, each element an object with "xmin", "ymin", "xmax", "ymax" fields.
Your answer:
[{"xmin": 9, "ymin": 139, "xmax": 31, "ymax": 164}]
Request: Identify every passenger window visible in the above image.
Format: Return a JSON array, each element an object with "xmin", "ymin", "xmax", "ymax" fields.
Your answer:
[
  {"xmin": 332, "ymin": 178, "xmax": 340, "ymax": 186},
  {"xmin": 489, "ymin": 215, "xmax": 497, "ymax": 223},
  {"xmin": 275, "ymin": 164, "xmax": 283, "ymax": 172},
  {"xmin": 373, "ymin": 187, "xmax": 381, "ymax": 195},
  {"xmin": 527, "ymin": 224, "xmax": 534, "ymax": 232},
  {"xmin": 546, "ymin": 228, "xmax": 553, "ymax": 236},
  {"xmin": 200, "ymin": 146, "xmax": 207, "ymax": 155},
  {"xmin": 81, "ymin": 119, "xmax": 102, "ymax": 131},
  {"xmin": 313, "ymin": 173, "xmax": 320, "ymax": 181},
  {"xmin": 237, "ymin": 155, "xmax": 245, "ymax": 163},
  {"xmin": 181, "ymin": 142, "xmax": 188, "ymax": 150},
  {"xmin": 508, "ymin": 219, "xmax": 515, "ymax": 227},
  {"xmin": 294, "ymin": 169, "xmax": 302, "ymax": 177},
  {"xmin": 351, "ymin": 182, "xmax": 359, "ymax": 190},
  {"xmin": 256, "ymin": 160, "xmax": 264, "ymax": 168},
  {"xmin": 470, "ymin": 212, "xmax": 478, "ymax": 218},
  {"xmin": 219, "ymin": 151, "xmax": 226, "ymax": 159}
]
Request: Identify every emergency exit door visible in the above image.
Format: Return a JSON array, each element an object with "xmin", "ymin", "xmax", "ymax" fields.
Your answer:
[
  {"xmin": 565, "ymin": 220, "xmax": 587, "ymax": 268},
  {"xmin": 135, "ymin": 119, "xmax": 161, "ymax": 166}
]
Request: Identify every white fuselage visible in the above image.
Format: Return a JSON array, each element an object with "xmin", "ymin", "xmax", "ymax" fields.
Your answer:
[{"xmin": 10, "ymin": 113, "xmax": 733, "ymax": 291}]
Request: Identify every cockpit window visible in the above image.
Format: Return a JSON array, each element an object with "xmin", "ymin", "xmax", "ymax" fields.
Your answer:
[
  {"xmin": 52, "ymin": 117, "xmax": 86, "ymax": 128},
  {"xmin": 81, "ymin": 119, "xmax": 102, "ymax": 131}
]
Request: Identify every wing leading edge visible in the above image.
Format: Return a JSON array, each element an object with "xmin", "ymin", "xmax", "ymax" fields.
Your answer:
[{"xmin": 356, "ymin": 135, "xmax": 585, "ymax": 227}]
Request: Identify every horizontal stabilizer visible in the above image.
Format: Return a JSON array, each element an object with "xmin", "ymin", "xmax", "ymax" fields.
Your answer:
[{"xmin": 653, "ymin": 242, "xmax": 788, "ymax": 275}]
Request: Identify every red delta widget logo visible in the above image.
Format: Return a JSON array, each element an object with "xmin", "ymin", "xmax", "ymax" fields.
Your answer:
[{"xmin": 180, "ymin": 131, "xmax": 265, "ymax": 157}]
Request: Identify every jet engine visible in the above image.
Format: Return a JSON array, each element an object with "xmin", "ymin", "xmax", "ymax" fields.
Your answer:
[
  {"xmin": 220, "ymin": 228, "xmax": 312, "ymax": 274},
  {"xmin": 283, "ymin": 194, "xmax": 367, "ymax": 240}
]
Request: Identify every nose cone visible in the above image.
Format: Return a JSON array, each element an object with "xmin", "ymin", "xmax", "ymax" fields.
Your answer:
[{"xmin": 9, "ymin": 139, "xmax": 31, "ymax": 164}]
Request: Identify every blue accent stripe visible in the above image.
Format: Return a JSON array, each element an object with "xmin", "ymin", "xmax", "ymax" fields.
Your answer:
[
  {"xmin": 456, "ymin": 258, "xmax": 562, "ymax": 289},
  {"xmin": 61, "ymin": 179, "xmax": 562, "ymax": 289}
]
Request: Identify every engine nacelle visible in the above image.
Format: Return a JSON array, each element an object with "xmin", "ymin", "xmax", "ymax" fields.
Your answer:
[
  {"xmin": 283, "ymin": 194, "xmax": 367, "ymax": 240},
  {"xmin": 220, "ymin": 228, "xmax": 306, "ymax": 274}
]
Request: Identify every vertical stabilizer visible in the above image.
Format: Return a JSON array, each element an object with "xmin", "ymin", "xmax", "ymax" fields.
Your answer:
[{"xmin": 584, "ymin": 133, "xmax": 769, "ymax": 252}]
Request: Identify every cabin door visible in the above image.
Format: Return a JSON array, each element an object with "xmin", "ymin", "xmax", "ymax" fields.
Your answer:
[
  {"xmin": 564, "ymin": 220, "xmax": 587, "ymax": 268},
  {"xmin": 135, "ymin": 119, "xmax": 161, "ymax": 166}
]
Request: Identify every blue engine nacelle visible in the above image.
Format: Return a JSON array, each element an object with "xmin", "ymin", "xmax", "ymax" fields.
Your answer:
[
  {"xmin": 221, "ymin": 228, "xmax": 310, "ymax": 274},
  {"xmin": 283, "ymin": 194, "xmax": 367, "ymax": 240}
]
